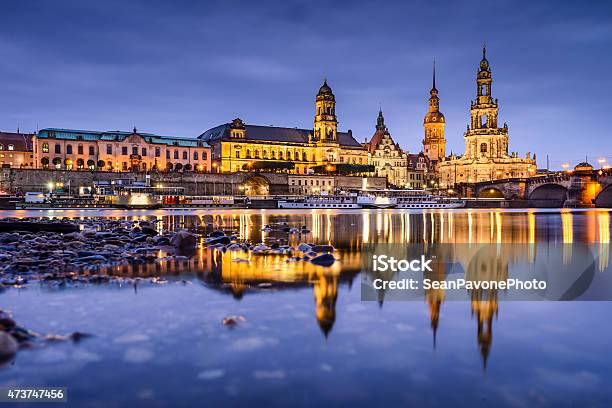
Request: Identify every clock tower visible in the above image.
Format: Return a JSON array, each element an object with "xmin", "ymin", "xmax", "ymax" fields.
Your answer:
[{"xmin": 423, "ymin": 61, "xmax": 446, "ymax": 162}]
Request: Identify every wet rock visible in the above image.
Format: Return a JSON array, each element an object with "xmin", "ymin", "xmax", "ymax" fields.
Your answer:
[
  {"xmin": 222, "ymin": 315, "xmax": 246, "ymax": 327},
  {"xmin": 297, "ymin": 243, "xmax": 312, "ymax": 252},
  {"xmin": 206, "ymin": 236, "xmax": 230, "ymax": 246},
  {"xmin": 170, "ymin": 231, "xmax": 197, "ymax": 252},
  {"xmin": 310, "ymin": 253, "xmax": 336, "ymax": 267},
  {"xmin": 0, "ymin": 332, "xmax": 18, "ymax": 361},
  {"xmin": 311, "ymin": 244, "xmax": 335, "ymax": 253},
  {"xmin": 78, "ymin": 255, "xmax": 107, "ymax": 263},
  {"xmin": 141, "ymin": 226, "xmax": 158, "ymax": 236}
]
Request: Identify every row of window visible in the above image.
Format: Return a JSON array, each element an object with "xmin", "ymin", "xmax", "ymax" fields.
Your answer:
[
  {"xmin": 0, "ymin": 144, "xmax": 15, "ymax": 151},
  {"xmin": 39, "ymin": 157, "xmax": 207, "ymax": 172},
  {"xmin": 239, "ymin": 149, "xmax": 312, "ymax": 161},
  {"xmin": 40, "ymin": 143, "xmax": 207, "ymax": 160},
  {"xmin": 289, "ymin": 179, "xmax": 333, "ymax": 186}
]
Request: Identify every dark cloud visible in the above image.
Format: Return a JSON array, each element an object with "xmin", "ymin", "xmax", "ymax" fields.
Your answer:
[{"xmin": 1, "ymin": 0, "xmax": 611, "ymax": 167}]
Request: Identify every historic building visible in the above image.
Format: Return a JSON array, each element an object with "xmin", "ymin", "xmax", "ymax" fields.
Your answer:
[
  {"xmin": 422, "ymin": 63, "xmax": 446, "ymax": 163},
  {"xmin": 199, "ymin": 81, "xmax": 369, "ymax": 174},
  {"xmin": 437, "ymin": 47, "xmax": 536, "ymax": 187},
  {"xmin": 32, "ymin": 128, "xmax": 211, "ymax": 172},
  {"xmin": 364, "ymin": 110, "xmax": 408, "ymax": 187},
  {"xmin": 288, "ymin": 175, "xmax": 335, "ymax": 195},
  {"xmin": 0, "ymin": 132, "xmax": 34, "ymax": 168},
  {"xmin": 406, "ymin": 153, "xmax": 431, "ymax": 189}
]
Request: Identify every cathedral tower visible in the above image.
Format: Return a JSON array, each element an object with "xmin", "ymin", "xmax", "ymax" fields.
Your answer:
[
  {"xmin": 423, "ymin": 62, "xmax": 446, "ymax": 161},
  {"xmin": 314, "ymin": 80, "xmax": 337, "ymax": 142},
  {"xmin": 464, "ymin": 45, "xmax": 509, "ymax": 160}
]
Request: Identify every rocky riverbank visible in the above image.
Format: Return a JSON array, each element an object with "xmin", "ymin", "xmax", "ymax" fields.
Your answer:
[{"xmin": 0, "ymin": 217, "xmax": 198, "ymax": 288}]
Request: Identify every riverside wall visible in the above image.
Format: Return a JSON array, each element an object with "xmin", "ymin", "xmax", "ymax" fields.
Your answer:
[{"xmin": 0, "ymin": 169, "xmax": 387, "ymax": 195}]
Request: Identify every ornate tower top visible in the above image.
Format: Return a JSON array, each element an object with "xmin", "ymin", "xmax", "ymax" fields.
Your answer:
[
  {"xmin": 376, "ymin": 109, "xmax": 386, "ymax": 131},
  {"xmin": 317, "ymin": 79, "xmax": 334, "ymax": 99},
  {"xmin": 424, "ymin": 61, "xmax": 445, "ymax": 123},
  {"xmin": 314, "ymin": 79, "xmax": 337, "ymax": 142},
  {"xmin": 479, "ymin": 44, "xmax": 490, "ymax": 72},
  {"xmin": 423, "ymin": 60, "xmax": 446, "ymax": 162}
]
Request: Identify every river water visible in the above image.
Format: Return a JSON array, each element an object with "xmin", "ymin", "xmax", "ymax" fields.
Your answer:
[{"xmin": 0, "ymin": 208, "xmax": 610, "ymax": 407}]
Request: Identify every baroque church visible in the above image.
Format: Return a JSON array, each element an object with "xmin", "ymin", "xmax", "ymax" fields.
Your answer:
[
  {"xmin": 437, "ymin": 47, "xmax": 536, "ymax": 187},
  {"xmin": 199, "ymin": 81, "xmax": 368, "ymax": 174}
]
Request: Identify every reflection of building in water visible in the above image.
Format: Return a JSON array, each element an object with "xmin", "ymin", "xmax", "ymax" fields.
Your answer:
[
  {"xmin": 424, "ymin": 258, "xmax": 447, "ymax": 347},
  {"xmin": 599, "ymin": 211, "xmax": 610, "ymax": 272},
  {"xmin": 465, "ymin": 245, "xmax": 507, "ymax": 368},
  {"xmin": 313, "ymin": 274, "xmax": 338, "ymax": 337},
  {"xmin": 471, "ymin": 297, "xmax": 498, "ymax": 369}
]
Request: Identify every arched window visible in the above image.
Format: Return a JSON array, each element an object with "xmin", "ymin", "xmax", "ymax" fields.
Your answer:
[
  {"xmin": 279, "ymin": 151, "xmax": 283, "ymax": 160},
  {"xmin": 481, "ymin": 114, "xmax": 487, "ymax": 128},
  {"xmin": 246, "ymin": 149, "xmax": 251, "ymax": 158},
  {"xmin": 480, "ymin": 143, "xmax": 488, "ymax": 154},
  {"xmin": 87, "ymin": 159, "xmax": 95, "ymax": 170},
  {"xmin": 76, "ymin": 158, "xmax": 84, "ymax": 169},
  {"xmin": 41, "ymin": 157, "xmax": 49, "ymax": 168},
  {"xmin": 0, "ymin": 144, "xmax": 3, "ymax": 150},
  {"xmin": 287, "ymin": 151, "xmax": 292, "ymax": 160},
  {"xmin": 182, "ymin": 151, "xmax": 188, "ymax": 160},
  {"xmin": 42, "ymin": 143, "xmax": 49, "ymax": 153},
  {"xmin": 302, "ymin": 152, "xmax": 307, "ymax": 161},
  {"xmin": 7, "ymin": 144, "xmax": 14, "ymax": 151}
]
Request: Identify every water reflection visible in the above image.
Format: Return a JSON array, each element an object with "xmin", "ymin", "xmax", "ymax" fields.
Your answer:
[{"xmin": 4, "ymin": 209, "xmax": 611, "ymax": 368}]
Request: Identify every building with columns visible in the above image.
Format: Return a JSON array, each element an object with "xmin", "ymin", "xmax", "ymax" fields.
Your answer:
[
  {"xmin": 422, "ymin": 63, "xmax": 446, "ymax": 163},
  {"xmin": 437, "ymin": 47, "xmax": 536, "ymax": 187},
  {"xmin": 364, "ymin": 110, "xmax": 408, "ymax": 187},
  {"xmin": 199, "ymin": 81, "xmax": 369, "ymax": 174}
]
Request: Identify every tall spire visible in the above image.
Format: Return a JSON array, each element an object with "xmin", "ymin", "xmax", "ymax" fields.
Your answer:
[
  {"xmin": 483, "ymin": 41, "xmax": 486, "ymax": 59},
  {"xmin": 432, "ymin": 59, "xmax": 436, "ymax": 90}
]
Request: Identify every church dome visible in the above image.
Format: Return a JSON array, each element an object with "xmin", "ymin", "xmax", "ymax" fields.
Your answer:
[
  {"xmin": 424, "ymin": 111, "xmax": 445, "ymax": 124},
  {"xmin": 574, "ymin": 162, "xmax": 593, "ymax": 171},
  {"xmin": 317, "ymin": 80, "xmax": 333, "ymax": 96}
]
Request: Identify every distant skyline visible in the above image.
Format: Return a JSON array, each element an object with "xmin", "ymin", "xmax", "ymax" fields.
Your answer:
[{"xmin": 1, "ymin": 0, "xmax": 611, "ymax": 169}]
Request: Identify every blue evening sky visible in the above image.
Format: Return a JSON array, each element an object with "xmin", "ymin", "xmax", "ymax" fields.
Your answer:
[{"xmin": 1, "ymin": 0, "xmax": 611, "ymax": 169}]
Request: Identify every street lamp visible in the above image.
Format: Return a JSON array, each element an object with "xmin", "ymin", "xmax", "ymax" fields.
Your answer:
[{"xmin": 598, "ymin": 158, "xmax": 606, "ymax": 169}]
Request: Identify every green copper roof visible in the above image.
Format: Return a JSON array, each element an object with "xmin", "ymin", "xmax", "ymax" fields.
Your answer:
[{"xmin": 37, "ymin": 128, "xmax": 209, "ymax": 148}]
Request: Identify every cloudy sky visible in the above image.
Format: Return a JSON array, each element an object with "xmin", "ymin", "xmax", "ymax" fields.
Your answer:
[{"xmin": 1, "ymin": 0, "xmax": 611, "ymax": 169}]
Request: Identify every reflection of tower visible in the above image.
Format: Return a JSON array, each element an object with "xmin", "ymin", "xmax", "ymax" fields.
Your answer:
[
  {"xmin": 313, "ymin": 273, "xmax": 338, "ymax": 337},
  {"xmin": 465, "ymin": 245, "xmax": 507, "ymax": 368},
  {"xmin": 471, "ymin": 297, "xmax": 498, "ymax": 369},
  {"xmin": 424, "ymin": 257, "xmax": 446, "ymax": 347}
]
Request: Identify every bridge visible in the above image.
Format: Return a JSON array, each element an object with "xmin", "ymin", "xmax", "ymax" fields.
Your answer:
[{"xmin": 466, "ymin": 165, "xmax": 612, "ymax": 207}]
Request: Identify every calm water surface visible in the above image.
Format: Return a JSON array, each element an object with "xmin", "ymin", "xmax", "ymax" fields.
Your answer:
[{"xmin": 0, "ymin": 208, "xmax": 610, "ymax": 407}]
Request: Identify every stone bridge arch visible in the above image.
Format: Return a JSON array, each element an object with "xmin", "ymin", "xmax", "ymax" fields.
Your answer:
[
  {"xmin": 476, "ymin": 187, "xmax": 505, "ymax": 199},
  {"xmin": 595, "ymin": 184, "xmax": 612, "ymax": 208},
  {"xmin": 528, "ymin": 184, "xmax": 568, "ymax": 207},
  {"xmin": 241, "ymin": 174, "xmax": 271, "ymax": 196}
]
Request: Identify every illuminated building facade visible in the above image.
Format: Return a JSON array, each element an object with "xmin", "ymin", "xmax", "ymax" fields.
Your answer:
[
  {"xmin": 199, "ymin": 81, "xmax": 369, "ymax": 174},
  {"xmin": 0, "ymin": 132, "xmax": 34, "ymax": 168},
  {"xmin": 364, "ymin": 110, "xmax": 408, "ymax": 187},
  {"xmin": 33, "ymin": 128, "xmax": 211, "ymax": 172},
  {"xmin": 437, "ymin": 47, "xmax": 536, "ymax": 187}
]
